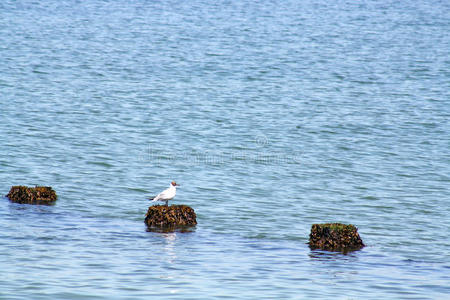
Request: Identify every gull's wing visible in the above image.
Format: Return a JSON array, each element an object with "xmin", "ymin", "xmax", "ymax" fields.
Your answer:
[{"xmin": 152, "ymin": 187, "xmax": 171, "ymax": 202}]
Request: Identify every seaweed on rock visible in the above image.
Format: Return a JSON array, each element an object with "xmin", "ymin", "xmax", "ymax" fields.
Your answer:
[
  {"xmin": 145, "ymin": 205, "xmax": 197, "ymax": 232},
  {"xmin": 309, "ymin": 223, "xmax": 364, "ymax": 252},
  {"xmin": 6, "ymin": 186, "xmax": 57, "ymax": 205}
]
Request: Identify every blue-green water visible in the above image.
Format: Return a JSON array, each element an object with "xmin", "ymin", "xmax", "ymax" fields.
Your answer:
[{"xmin": 1, "ymin": 0, "xmax": 449, "ymax": 298}]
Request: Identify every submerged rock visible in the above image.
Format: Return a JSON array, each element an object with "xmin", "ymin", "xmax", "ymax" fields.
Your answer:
[
  {"xmin": 309, "ymin": 223, "xmax": 364, "ymax": 252},
  {"xmin": 145, "ymin": 204, "xmax": 197, "ymax": 231},
  {"xmin": 6, "ymin": 186, "xmax": 57, "ymax": 205}
]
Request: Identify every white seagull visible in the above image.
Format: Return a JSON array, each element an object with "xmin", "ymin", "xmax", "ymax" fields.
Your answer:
[{"xmin": 149, "ymin": 181, "xmax": 179, "ymax": 206}]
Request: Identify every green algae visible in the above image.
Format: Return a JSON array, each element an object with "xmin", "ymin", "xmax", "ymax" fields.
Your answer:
[
  {"xmin": 6, "ymin": 186, "xmax": 57, "ymax": 205},
  {"xmin": 309, "ymin": 223, "xmax": 365, "ymax": 252},
  {"xmin": 145, "ymin": 204, "xmax": 197, "ymax": 232}
]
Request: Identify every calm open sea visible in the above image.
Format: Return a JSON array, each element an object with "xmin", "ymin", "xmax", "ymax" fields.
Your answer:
[{"xmin": 1, "ymin": 0, "xmax": 449, "ymax": 299}]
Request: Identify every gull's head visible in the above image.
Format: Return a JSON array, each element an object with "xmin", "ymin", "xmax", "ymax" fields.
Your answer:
[{"xmin": 171, "ymin": 181, "xmax": 179, "ymax": 187}]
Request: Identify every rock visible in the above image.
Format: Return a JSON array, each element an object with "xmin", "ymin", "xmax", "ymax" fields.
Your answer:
[
  {"xmin": 309, "ymin": 223, "xmax": 364, "ymax": 252},
  {"xmin": 6, "ymin": 186, "xmax": 57, "ymax": 205},
  {"xmin": 145, "ymin": 204, "xmax": 197, "ymax": 232}
]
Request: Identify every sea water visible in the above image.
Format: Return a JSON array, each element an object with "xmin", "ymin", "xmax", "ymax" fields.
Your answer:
[{"xmin": 0, "ymin": 0, "xmax": 449, "ymax": 298}]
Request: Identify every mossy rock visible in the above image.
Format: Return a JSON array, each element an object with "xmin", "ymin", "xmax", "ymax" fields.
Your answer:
[
  {"xmin": 6, "ymin": 186, "xmax": 57, "ymax": 205},
  {"xmin": 309, "ymin": 223, "xmax": 364, "ymax": 252},
  {"xmin": 145, "ymin": 205, "xmax": 197, "ymax": 231}
]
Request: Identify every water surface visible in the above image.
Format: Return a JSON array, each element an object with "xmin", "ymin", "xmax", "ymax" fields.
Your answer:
[{"xmin": 1, "ymin": 0, "xmax": 449, "ymax": 299}]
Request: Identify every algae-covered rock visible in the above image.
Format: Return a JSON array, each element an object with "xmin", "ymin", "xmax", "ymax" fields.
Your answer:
[
  {"xmin": 6, "ymin": 186, "xmax": 57, "ymax": 205},
  {"xmin": 309, "ymin": 223, "xmax": 364, "ymax": 252},
  {"xmin": 145, "ymin": 204, "xmax": 197, "ymax": 231}
]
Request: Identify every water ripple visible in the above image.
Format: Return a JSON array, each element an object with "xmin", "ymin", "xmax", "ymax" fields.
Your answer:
[{"xmin": 1, "ymin": 0, "xmax": 449, "ymax": 298}]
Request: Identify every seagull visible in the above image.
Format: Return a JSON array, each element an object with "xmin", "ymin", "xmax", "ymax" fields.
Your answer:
[{"xmin": 149, "ymin": 181, "xmax": 179, "ymax": 206}]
